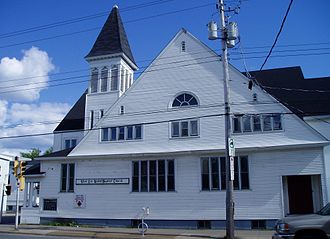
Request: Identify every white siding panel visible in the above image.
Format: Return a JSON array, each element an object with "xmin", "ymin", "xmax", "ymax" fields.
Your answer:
[{"xmin": 40, "ymin": 147, "xmax": 324, "ymax": 220}]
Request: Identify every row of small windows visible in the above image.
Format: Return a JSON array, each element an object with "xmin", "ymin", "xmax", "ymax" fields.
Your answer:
[
  {"xmin": 232, "ymin": 113, "xmax": 283, "ymax": 134},
  {"xmin": 132, "ymin": 160, "xmax": 175, "ymax": 192},
  {"xmin": 201, "ymin": 156, "xmax": 250, "ymax": 191},
  {"xmin": 101, "ymin": 125, "xmax": 142, "ymax": 141},
  {"xmin": 90, "ymin": 66, "xmax": 133, "ymax": 93}
]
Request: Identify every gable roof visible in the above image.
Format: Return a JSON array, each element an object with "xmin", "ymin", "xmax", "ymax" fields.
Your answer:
[
  {"xmin": 54, "ymin": 91, "xmax": 86, "ymax": 132},
  {"xmin": 250, "ymin": 66, "xmax": 330, "ymax": 118},
  {"xmin": 85, "ymin": 5, "xmax": 136, "ymax": 65}
]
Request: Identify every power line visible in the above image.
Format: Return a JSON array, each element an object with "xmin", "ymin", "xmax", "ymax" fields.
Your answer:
[
  {"xmin": 1, "ymin": 51, "xmax": 330, "ymax": 94},
  {"xmin": 0, "ymin": 111, "xmax": 324, "ymax": 140},
  {"xmin": 0, "ymin": 3, "xmax": 214, "ymax": 50},
  {"xmin": 259, "ymin": 0, "xmax": 294, "ymax": 71},
  {"xmin": 0, "ymin": 0, "xmax": 175, "ymax": 39}
]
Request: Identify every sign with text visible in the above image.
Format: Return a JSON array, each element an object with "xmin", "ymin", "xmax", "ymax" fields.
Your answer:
[{"xmin": 76, "ymin": 178, "xmax": 129, "ymax": 185}]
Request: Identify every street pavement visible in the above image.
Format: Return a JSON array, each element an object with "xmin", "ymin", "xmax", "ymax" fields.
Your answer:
[{"xmin": 0, "ymin": 224, "xmax": 274, "ymax": 239}]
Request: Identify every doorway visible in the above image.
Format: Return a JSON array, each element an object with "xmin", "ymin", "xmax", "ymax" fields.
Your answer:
[{"xmin": 283, "ymin": 175, "xmax": 322, "ymax": 215}]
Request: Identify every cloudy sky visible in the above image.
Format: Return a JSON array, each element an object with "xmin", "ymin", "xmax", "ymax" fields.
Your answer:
[{"xmin": 0, "ymin": 0, "xmax": 329, "ymax": 156}]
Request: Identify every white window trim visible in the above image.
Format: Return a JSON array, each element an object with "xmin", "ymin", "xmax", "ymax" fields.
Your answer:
[
  {"xmin": 99, "ymin": 125, "xmax": 143, "ymax": 142},
  {"xmin": 170, "ymin": 119, "xmax": 200, "ymax": 138},
  {"xmin": 232, "ymin": 113, "xmax": 284, "ymax": 134}
]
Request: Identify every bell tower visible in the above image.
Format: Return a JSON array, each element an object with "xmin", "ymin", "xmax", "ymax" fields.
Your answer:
[{"xmin": 84, "ymin": 5, "xmax": 137, "ymax": 131}]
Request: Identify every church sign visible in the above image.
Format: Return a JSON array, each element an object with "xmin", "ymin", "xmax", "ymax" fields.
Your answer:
[{"xmin": 76, "ymin": 178, "xmax": 129, "ymax": 185}]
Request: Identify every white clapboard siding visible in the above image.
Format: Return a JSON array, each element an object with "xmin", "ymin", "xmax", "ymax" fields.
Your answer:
[
  {"xmin": 40, "ymin": 147, "xmax": 324, "ymax": 220},
  {"xmin": 70, "ymin": 30, "xmax": 326, "ymax": 157}
]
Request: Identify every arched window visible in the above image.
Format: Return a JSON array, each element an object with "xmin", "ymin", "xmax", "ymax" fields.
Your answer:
[
  {"xmin": 100, "ymin": 67, "xmax": 108, "ymax": 92},
  {"xmin": 110, "ymin": 66, "xmax": 118, "ymax": 91},
  {"xmin": 172, "ymin": 93, "xmax": 198, "ymax": 107},
  {"xmin": 90, "ymin": 68, "xmax": 98, "ymax": 93}
]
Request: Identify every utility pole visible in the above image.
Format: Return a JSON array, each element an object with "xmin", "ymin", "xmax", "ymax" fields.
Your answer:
[
  {"xmin": 219, "ymin": 0, "xmax": 235, "ymax": 236},
  {"xmin": 208, "ymin": 0, "xmax": 237, "ymax": 238},
  {"xmin": 15, "ymin": 176, "xmax": 19, "ymax": 230}
]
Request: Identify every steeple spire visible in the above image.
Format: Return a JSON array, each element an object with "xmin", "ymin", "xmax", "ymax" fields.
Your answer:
[{"xmin": 85, "ymin": 6, "xmax": 136, "ymax": 66}]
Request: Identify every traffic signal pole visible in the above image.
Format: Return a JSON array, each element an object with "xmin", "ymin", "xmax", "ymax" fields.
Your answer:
[
  {"xmin": 0, "ymin": 184, "xmax": 4, "ymax": 224},
  {"xmin": 15, "ymin": 178, "xmax": 19, "ymax": 230}
]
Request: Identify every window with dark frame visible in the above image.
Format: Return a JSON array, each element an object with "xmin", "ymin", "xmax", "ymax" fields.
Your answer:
[
  {"xmin": 90, "ymin": 68, "xmax": 98, "ymax": 93},
  {"xmin": 101, "ymin": 125, "xmax": 143, "ymax": 141},
  {"xmin": 60, "ymin": 163, "xmax": 75, "ymax": 192},
  {"xmin": 201, "ymin": 156, "xmax": 249, "ymax": 191},
  {"xmin": 171, "ymin": 119, "xmax": 199, "ymax": 138},
  {"xmin": 172, "ymin": 93, "xmax": 198, "ymax": 107},
  {"xmin": 111, "ymin": 66, "xmax": 118, "ymax": 91},
  {"xmin": 43, "ymin": 199, "xmax": 57, "ymax": 211},
  {"xmin": 100, "ymin": 67, "xmax": 108, "ymax": 92},
  {"xmin": 132, "ymin": 160, "xmax": 175, "ymax": 192},
  {"xmin": 232, "ymin": 114, "xmax": 283, "ymax": 133}
]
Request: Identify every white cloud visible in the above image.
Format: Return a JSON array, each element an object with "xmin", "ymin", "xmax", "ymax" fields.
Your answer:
[
  {"xmin": 0, "ymin": 101, "xmax": 71, "ymax": 155},
  {"xmin": 0, "ymin": 47, "xmax": 54, "ymax": 101}
]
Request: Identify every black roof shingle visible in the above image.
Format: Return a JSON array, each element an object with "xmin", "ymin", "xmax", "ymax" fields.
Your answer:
[{"xmin": 85, "ymin": 6, "xmax": 136, "ymax": 65}]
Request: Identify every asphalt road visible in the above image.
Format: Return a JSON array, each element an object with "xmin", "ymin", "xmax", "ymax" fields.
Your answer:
[{"xmin": 0, "ymin": 232, "xmax": 89, "ymax": 239}]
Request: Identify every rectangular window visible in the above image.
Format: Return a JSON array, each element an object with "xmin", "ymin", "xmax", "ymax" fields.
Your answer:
[
  {"xmin": 111, "ymin": 67, "xmax": 118, "ymax": 91},
  {"xmin": 118, "ymin": 127, "xmax": 125, "ymax": 140},
  {"xmin": 125, "ymin": 71, "xmax": 130, "ymax": 90},
  {"xmin": 242, "ymin": 115, "xmax": 252, "ymax": 132},
  {"xmin": 60, "ymin": 163, "xmax": 75, "ymax": 192},
  {"xmin": 190, "ymin": 120, "xmax": 198, "ymax": 136},
  {"xmin": 71, "ymin": 139, "xmax": 77, "ymax": 147},
  {"xmin": 201, "ymin": 156, "xmax": 249, "ymax": 191},
  {"xmin": 127, "ymin": 126, "xmax": 133, "ymax": 140},
  {"xmin": 233, "ymin": 116, "xmax": 242, "ymax": 133},
  {"xmin": 101, "ymin": 125, "xmax": 143, "ymax": 142},
  {"xmin": 101, "ymin": 128, "xmax": 109, "ymax": 141},
  {"xmin": 43, "ymin": 199, "xmax": 57, "ymax": 211},
  {"xmin": 211, "ymin": 157, "xmax": 219, "ymax": 190},
  {"xmin": 132, "ymin": 159, "xmax": 175, "ymax": 192},
  {"xmin": 171, "ymin": 119, "xmax": 199, "ymax": 138},
  {"xmin": 132, "ymin": 161, "xmax": 139, "ymax": 192},
  {"xmin": 171, "ymin": 122, "xmax": 180, "ymax": 137},
  {"xmin": 110, "ymin": 127, "xmax": 117, "ymax": 141},
  {"xmin": 181, "ymin": 121, "xmax": 189, "ymax": 137},
  {"xmin": 167, "ymin": 160, "xmax": 175, "ymax": 191},
  {"xmin": 135, "ymin": 125, "xmax": 142, "ymax": 139},
  {"xmin": 100, "ymin": 109, "xmax": 104, "ymax": 118},
  {"xmin": 149, "ymin": 161, "xmax": 157, "ymax": 192},
  {"xmin": 252, "ymin": 115, "xmax": 262, "ymax": 132},
  {"xmin": 141, "ymin": 161, "xmax": 148, "ymax": 192},
  {"xmin": 201, "ymin": 158, "xmax": 210, "ymax": 191},
  {"xmin": 65, "ymin": 140, "xmax": 71, "ymax": 149},
  {"xmin": 233, "ymin": 114, "xmax": 283, "ymax": 133},
  {"xmin": 263, "ymin": 115, "xmax": 272, "ymax": 131},
  {"xmin": 272, "ymin": 114, "xmax": 282, "ymax": 130}
]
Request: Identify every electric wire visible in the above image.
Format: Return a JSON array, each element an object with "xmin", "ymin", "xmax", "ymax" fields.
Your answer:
[{"xmin": 259, "ymin": 0, "xmax": 294, "ymax": 71}]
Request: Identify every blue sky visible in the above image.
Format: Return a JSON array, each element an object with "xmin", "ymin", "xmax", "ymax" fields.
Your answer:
[{"xmin": 0, "ymin": 0, "xmax": 329, "ymax": 154}]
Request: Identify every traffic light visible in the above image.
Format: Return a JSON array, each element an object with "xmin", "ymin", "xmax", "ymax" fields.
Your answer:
[
  {"xmin": 19, "ymin": 176, "xmax": 25, "ymax": 191},
  {"xmin": 19, "ymin": 161, "xmax": 27, "ymax": 177},
  {"xmin": 5, "ymin": 185, "xmax": 11, "ymax": 196},
  {"xmin": 13, "ymin": 158, "xmax": 19, "ymax": 177}
]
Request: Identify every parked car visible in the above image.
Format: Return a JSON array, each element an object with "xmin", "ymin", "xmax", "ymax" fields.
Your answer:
[{"xmin": 272, "ymin": 203, "xmax": 330, "ymax": 239}]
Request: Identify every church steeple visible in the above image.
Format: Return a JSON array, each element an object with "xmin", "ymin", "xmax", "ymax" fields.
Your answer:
[{"xmin": 85, "ymin": 5, "xmax": 136, "ymax": 68}]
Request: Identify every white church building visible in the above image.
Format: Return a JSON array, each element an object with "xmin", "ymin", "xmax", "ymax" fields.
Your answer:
[{"xmin": 21, "ymin": 6, "xmax": 329, "ymax": 229}]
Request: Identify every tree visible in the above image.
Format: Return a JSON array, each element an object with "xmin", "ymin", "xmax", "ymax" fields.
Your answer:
[
  {"xmin": 20, "ymin": 148, "xmax": 41, "ymax": 160},
  {"xmin": 43, "ymin": 147, "xmax": 53, "ymax": 156}
]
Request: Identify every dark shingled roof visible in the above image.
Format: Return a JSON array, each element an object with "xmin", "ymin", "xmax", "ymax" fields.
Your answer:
[
  {"xmin": 25, "ymin": 163, "xmax": 44, "ymax": 175},
  {"xmin": 85, "ymin": 6, "xmax": 136, "ymax": 65},
  {"xmin": 38, "ymin": 147, "xmax": 74, "ymax": 158},
  {"xmin": 249, "ymin": 66, "xmax": 330, "ymax": 118},
  {"xmin": 54, "ymin": 91, "xmax": 86, "ymax": 132}
]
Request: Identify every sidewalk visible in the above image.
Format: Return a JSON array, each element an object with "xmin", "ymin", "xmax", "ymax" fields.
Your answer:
[{"xmin": 0, "ymin": 224, "xmax": 273, "ymax": 239}]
